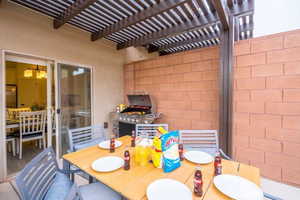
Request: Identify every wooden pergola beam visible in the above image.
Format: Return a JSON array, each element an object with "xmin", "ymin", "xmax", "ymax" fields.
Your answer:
[
  {"xmin": 152, "ymin": 31, "xmax": 220, "ymax": 52},
  {"xmin": 117, "ymin": 14, "xmax": 219, "ymax": 50},
  {"xmin": 212, "ymin": 0, "xmax": 229, "ymax": 30},
  {"xmin": 91, "ymin": 0, "xmax": 189, "ymax": 41},
  {"xmin": 53, "ymin": 0, "xmax": 98, "ymax": 29}
]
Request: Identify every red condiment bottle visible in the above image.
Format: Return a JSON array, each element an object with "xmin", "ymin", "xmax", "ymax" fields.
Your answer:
[
  {"xmin": 131, "ymin": 130, "xmax": 136, "ymax": 147},
  {"xmin": 178, "ymin": 143, "xmax": 184, "ymax": 161},
  {"xmin": 214, "ymin": 151, "xmax": 222, "ymax": 176},
  {"xmin": 194, "ymin": 166, "xmax": 203, "ymax": 197},
  {"xmin": 124, "ymin": 150, "xmax": 130, "ymax": 170},
  {"xmin": 215, "ymin": 162, "xmax": 222, "ymax": 176},
  {"xmin": 110, "ymin": 137, "xmax": 115, "ymax": 153}
]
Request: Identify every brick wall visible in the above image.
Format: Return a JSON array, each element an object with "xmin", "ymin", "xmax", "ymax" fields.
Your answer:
[
  {"xmin": 233, "ymin": 29, "xmax": 300, "ymax": 186},
  {"xmin": 124, "ymin": 29, "xmax": 300, "ymax": 186},
  {"xmin": 124, "ymin": 46, "xmax": 220, "ymax": 130}
]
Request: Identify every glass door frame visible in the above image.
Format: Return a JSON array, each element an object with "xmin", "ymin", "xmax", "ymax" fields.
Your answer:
[
  {"xmin": 0, "ymin": 49, "xmax": 6, "ymax": 181},
  {"xmin": 0, "ymin": 51, "xmax": 95, "ymax": 180},
  {"xmin": 0, "ymin": 50, "xmax": 56, "ymax": 180},
  {"xmin": 54, "ymin": 61, "xmax": 94, "ymax": 158}
]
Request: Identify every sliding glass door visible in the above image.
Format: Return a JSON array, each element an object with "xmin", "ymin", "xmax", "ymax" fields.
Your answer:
[
  {"xmin": 0, "ymin": 50, "xmax": 6, "ymax": 181},
  {"xmin": 55, "ymin": 63, "xmax": 92, "ymax": 156}
]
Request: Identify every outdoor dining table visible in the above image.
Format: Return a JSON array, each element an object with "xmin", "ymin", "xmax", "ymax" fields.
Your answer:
[{"xmin": 62, "ymin": 135, "xmax": 261, "ymax": 200}]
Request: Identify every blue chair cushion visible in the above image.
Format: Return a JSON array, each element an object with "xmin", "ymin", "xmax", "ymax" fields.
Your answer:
[
  {"xmin": 79, "ymin": 182, "xmax": 122, "ymax": 200},
  {"xmin": 74, "ymin": 137, "xmax": 104, "ymax": 151},
  {"xmin": 44, "ymin": 172, "xmax": 72, "ymax": 200}
]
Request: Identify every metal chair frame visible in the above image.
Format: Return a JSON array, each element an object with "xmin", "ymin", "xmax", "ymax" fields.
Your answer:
[
  {"xmin": 135, "ymin": 124, "xmax": 168, "ymax": 139},
  {"xmin": 68, "ymin": 125, "xmax": 105, "ymax": 152},
  {"xmin": 15, "ymin": 148, "xmax": 60, "ymax": 200},
  {"xmin": 179, "ymin": 129, "xmax": 282, "ymax": 200},
  {"xmin": 68, "ymin": 125, "xmax": 106, "ymax": 182}
]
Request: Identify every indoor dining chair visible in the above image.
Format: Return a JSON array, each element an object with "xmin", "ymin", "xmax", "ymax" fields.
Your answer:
[
  {"xmin": 15, "ymin": 147, "xmax": 122, "ymax": 200},
  {"xmin": 16, "ymin": 110, "xmax": 47, "ymax": 159},
  {"xmin": 7, "ymin": 107, "xmax": 31, "ymax": 120},
  {"xmin": 6, "ymin": 135, "xmax": 16, "ymax": 156}
]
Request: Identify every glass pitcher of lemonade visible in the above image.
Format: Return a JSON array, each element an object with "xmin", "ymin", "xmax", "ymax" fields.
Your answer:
[{"xmin": 134, "ymin": 138, "xmax": 152, "ymax": 166}]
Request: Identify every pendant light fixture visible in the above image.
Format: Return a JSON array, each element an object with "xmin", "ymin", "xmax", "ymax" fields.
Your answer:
[
  {"xmin": 24, "ymin": 69, "xmax": 33, "ymax": 78},
  {"xmin": 23, "ymin": 65, "xmax": 47, "ymax": 79}
]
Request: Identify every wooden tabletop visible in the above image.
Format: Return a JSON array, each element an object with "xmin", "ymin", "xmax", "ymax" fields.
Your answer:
[{"xmin": 63, "ymin": 136, "xmax": 261, "ymax": 200}]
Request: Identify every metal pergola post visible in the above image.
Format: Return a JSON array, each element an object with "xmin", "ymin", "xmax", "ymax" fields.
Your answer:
[{"xmin": 219, "ymin": 15, "xmax": 234, "ymax": 156}]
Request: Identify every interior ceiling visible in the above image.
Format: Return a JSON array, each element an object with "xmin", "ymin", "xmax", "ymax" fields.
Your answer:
[{"xmin": 10, "ymin": 0, "xmax": 254, "ymax": 55}]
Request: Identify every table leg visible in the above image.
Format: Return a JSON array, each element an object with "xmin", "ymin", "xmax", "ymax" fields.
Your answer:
[
  {"xmin": 63, "ymin": 159, "xmax": 73, "ymax": 181},
  {"xmin": 89, "ymin": 176, "xmax": 93, "ymax": 184}
]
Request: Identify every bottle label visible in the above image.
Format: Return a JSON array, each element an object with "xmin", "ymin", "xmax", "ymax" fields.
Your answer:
[{"xmin": 194, "ymin": 179, "xmax": 202, "ymax": 185}]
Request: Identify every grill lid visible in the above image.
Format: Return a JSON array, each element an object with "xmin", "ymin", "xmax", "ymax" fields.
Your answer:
[
  {"xmin": 127, "ymin": 94, "xmax": 152, "ymax": 107},
  {"xmin": 121, "ymin": 94, "xmax": 152, "ymax": 114}
]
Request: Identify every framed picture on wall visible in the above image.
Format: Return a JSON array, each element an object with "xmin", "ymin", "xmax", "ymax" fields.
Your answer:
[{"xmin": 6, "ymin": 84, "xmax": 17, "ymax": 108}]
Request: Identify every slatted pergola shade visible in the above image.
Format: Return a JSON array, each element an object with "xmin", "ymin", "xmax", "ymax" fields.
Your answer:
[{"xmin": 10, "ymin": 0, "xmax": 254, "ymax": 55}]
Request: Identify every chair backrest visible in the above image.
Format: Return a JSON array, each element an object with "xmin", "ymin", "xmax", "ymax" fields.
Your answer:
[
  {"xmin": 15, "ymin": 147, "xmax": 58, "ymax": 200},
  {"xmin": 136, "ymin": 124, "xmax": 168, "ymax": 139},
  {"xmin": 19, "ymin": 110, "xmax": 47, "ymax": 136},
  {"xmin": 179, "ymin": 130, "xmax": 219, "ymax": 156},
  {"xmin": 7, "ymin": 108, "xmax": 31, "ymax": 120},
  {"xmin": 68, "ymin": 125, "xmax": 105, "ymax": 151},
  {"xmin": 65, "ymin": 184, "xmax": 83, "ymax": 200}
]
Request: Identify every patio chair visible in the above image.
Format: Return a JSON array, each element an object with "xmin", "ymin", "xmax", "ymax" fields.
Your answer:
[
  {"xmin": 16, "ymin": 110, "xmax": 47, "ymax": 159},
  {"xmin": 15, "ymin": 147, "xmax": 122, "ymax": 200},
  {"xmin": 68, "ymin": 125, "xmax": 106, "ymax": 152},
  {"xmin": 179, "ymin": 130, "xmax": 230, "ymax": 159},
  {"xmin": 179, "ymin": 130, "xmax": 282, "ymax": 200},
  {"xmin": 135, "ymin": 124, "xmax": 168, "ymax": 139},
  {"xmin": 65, "ymin": 182, "xmax": 124, "ymax": 200},
  {"xmin": 263, "ymin": 192, "xmax": 283, "ymax": 200},
  {"xmin": 68, "ymin": 125, "xmax": 106, "ymax": 181}
]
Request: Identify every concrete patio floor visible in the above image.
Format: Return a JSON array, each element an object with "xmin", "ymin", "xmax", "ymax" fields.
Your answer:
[{"xmin": 0, "ymin": 175, "xmax": 299, "ymax": 200}]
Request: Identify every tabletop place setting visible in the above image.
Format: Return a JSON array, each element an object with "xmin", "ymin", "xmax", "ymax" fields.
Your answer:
[{"xmin": 83, "ymin": 127, "xmax": 264, "ymax": 200}]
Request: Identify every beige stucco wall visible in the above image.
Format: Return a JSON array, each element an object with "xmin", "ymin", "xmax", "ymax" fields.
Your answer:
[
  {"xmin": 0, "ymin": 1, "xmax": 125, "ymax": 125},
  {"xmin": 125, "ymin": 46, "xmax": 158, "ymax": 64},
  {"xmin": 0, "ymin": 0, "xmax": 159, "ymax": 179}
]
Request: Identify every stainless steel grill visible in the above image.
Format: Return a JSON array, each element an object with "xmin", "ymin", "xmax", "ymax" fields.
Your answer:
[{"xmin": 110, "ymin": 93, "xmax": 161, "ymax": 137}]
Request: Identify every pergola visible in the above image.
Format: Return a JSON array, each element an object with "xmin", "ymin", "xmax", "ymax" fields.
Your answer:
[
  {"xmin": 11, "ymin": 0, "xmax": 254, "ymax": 55},
  {"xmin": 10, "ymin": 0, "xmax": 255, "ymax": 154}
]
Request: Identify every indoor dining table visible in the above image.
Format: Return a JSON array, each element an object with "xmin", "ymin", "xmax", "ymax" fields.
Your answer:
[
  {"xmin": 6, "ymin": 119, "xmax": 19, "ymax": 129},
  {"xmin": 63, "ymin": 136, "xmax": 261, "ymax": 200}
]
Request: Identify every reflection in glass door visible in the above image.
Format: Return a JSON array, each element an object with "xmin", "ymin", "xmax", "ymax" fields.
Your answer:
[{"xmin": 56, "ymin": 63, "xmax": 92, "ymax": 156}]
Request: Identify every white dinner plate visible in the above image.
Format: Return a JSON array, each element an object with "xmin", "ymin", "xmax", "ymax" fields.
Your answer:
[
  {"xmin": 98, "ymin": 140, "xmax": 122, "ymax": 149},
  {"xmin": 147, "ymin": 179, "xmax": 192, "ymax": 200},
  {"xmin": 213, "ymin": 174, "xmax": 264, "ymax": 200},
  {"xmin": 184, "ymin": 150, "xmax": 213, "ymax": 164},
  {"xmin": 91, "ymin": 156, "xmax": 124, "ymax": 172}
]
